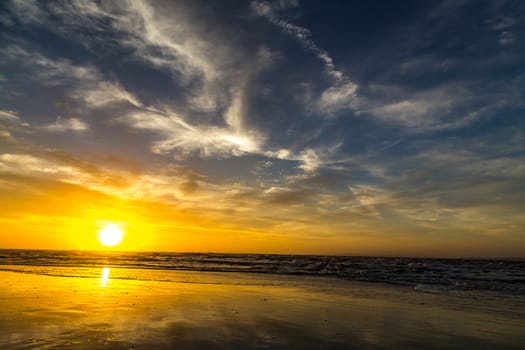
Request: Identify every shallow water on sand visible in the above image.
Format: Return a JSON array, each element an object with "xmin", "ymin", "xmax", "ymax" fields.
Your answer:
[{"xmin": 1, "ymin": 267, "xmax": 524, "ymax": 349}]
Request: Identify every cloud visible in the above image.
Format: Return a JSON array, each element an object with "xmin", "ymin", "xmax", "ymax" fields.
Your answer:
[
  {"xmin": 45, "ymin": 117, "xmax": 88, "ymax": 132},
  {"xmin": 488, "ymin": 14, "xmax": 520, "ymax": 48},
  {"xmin": 3, "ymin": 46, "xmax": 141, "ymax": 109},
  {"xmin": 0, "ymin": 153, "xmax": 76, "ymax": 177},
  {"xmin": 296, "ymin": 149, "xmax": 322, "ymax": 173},
  {"xmin": 499, "ymin": 31, "xmax": 516, "ymax": 46},
  {"xmin": 0, "ymin": 109, "xmax": 30, "ymax": 144},
  {"xmin": 360, "ymin": 83, "xmax": 492, "ymax": 132},
  {"xmin": 262, "ymin": 186, "xmax": 314, "ymax": 206},
  {"xmin": 352, "ymin": 138, "xmax": 525, "ymax": 230},
  {"xmin": 76, "ymin": 81, "xmax": 142, "ymax": 109},
  {"xmin": 121, "ymin": 103, "xmax": 265, "ymax": 159},
  {"xmin": 0, "ymin": 110, "xmax": 20, "ymax": 121},
  {"xmin": 3, "ymin": 46, "xmax": 92, "ymax": 83},
  {"xmin": 5, "ymin": 1, "xmax": 350, "ymax": 174},
  {"xmin": 0, "ymin": 150, "xmax": 210, "ymax": 204},
  {"xmin": 75, "ymin": 0, "xmax": 246, "ymax": 113},
  {"xmin": 105, "ymin": 3, "xmax": 276, "ymax": 158},
  {"xmin": 0, "ymin": 109, "xmax": 88, "ymax": 146},
  {"xmin": 251, "ymin": 0, "xmax": 359, "ymax": 115},
  {"xmin": 6, "ymin": 0, "xmax": 48, "ymax": 24},
  {"xmin": 264, "ymin": 142, "xmax": 342, "ymax": 173},
  {"xmin": 315, "ymin": 82, "xmax": 358, "ymax": 115},
  {"xmin": 103, "ymin": 0, "xmax": 278, "ymax": 153},
  {"xmin": 0, "ymin": 130, "xmax": 16, "ymax": 144},
  {"xmin": 4, "ymin": 1, "xmax": 280, "ymax": 162},
  {"xmin": 251, "ymin": 1, "xmax": 342, "ymax": 81}
]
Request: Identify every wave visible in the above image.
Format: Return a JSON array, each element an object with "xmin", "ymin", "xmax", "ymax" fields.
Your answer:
[{"xmin": 1, "ymin": 249, "xmax": 524, "ymax": 294}]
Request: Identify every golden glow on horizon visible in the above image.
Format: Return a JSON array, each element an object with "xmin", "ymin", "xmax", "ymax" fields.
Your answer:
[
  {"xmin": 0, "ymin": 176, "xmax": 523, "ymax": 257},
  {"xmin": 97, "ymin": 223, "xmax": 124, "ymax": 247}
]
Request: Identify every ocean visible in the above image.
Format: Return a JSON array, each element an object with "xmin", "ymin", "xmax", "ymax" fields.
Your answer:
[
  {"xmin": 2, "ymin": 249, "xmax": 525, "ymax": 349},
  {"xmin": 2, "ymin": 249, "xmax": 524, "ymax": 294}
]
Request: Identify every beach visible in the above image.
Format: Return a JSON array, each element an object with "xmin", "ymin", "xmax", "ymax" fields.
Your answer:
[{"xmin": 1, "ymin": 266, "xmax": 523, "ymax": 349}]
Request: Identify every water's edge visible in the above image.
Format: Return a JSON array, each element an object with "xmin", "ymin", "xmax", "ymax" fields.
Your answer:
[{"xmin": 1, "ymin": 249, "xmax": 524, "ymax": 294}]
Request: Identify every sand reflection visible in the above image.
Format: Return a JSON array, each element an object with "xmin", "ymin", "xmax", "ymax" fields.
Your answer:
[
  {"xmin": 100, "ymin": 267, "xmax": 110, "ymax": 287},
  {"xmin": 0, "ymin": 268, "xmax": 523, "ymax": 350}
]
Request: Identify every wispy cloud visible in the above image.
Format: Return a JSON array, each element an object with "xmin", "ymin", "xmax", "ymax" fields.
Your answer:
[
  {"xmin": 45, "ymin": 117, "xmax": 88, "ymax": 132},
  {"xmin": 4, "ymin": 1, "xmax": 278, "ymax": 160},
  {"xmin": 109, "ymin": 0, "xmax": 232, "ymax": 112},
  {"xmin": 251, "ymin": 1, "xmax": 342, "ymax": 81},
  {"xmin": 3, "ymin": 46, "xmax": 141, "ymax": 109},
  {"xmin": 0, "ymin": 110, "xmax": 20, "ymax": 121},
  {"xmin": 264, "ymin": 142, "xmax": 342, "ymax": 173},
  {"xmin": 316, "ymin": 82, "xmax": 358, "ymax": 115},
  {"xmin": 121, "ymin": 103, "xmax": 265, "ymax": 159},
  {"xmin": 0, "ymin": 109, "xmax": 29, "ymax": 144},
  {"xmin": 0, "ymin": 150, "xmax": 206, "ymax": 204},
  {"xmin": 251, "ymin": 0, "xmax": 358, "ymax": 115},
  {"xmin": 357, "ymin": 77, "xmax": 523, "ymax": 132}
]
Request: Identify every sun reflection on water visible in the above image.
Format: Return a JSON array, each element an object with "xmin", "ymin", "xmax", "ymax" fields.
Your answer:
[{"xmin": 101, "ymin": 267, "xmax": 110, "ymax": 287}]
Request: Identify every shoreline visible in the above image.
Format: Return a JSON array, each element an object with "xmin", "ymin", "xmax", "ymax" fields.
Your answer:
[
  {"xmin": 2, "ymin": 250, "xmax": 524, "ymax": 296},
  {"xmin": 1, "ymin": 267, "xmax": 524, "ymax": 349}
]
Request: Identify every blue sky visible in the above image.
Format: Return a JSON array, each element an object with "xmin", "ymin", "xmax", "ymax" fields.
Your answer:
[{"xmin": 1, "ymin": 0, "xmax": 524, "ymax": 256}]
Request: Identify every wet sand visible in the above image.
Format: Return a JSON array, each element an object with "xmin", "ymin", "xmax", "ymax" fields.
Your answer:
[{"xmin": 0, "ymin": 267, "xmax": 523, "ymax": 349}]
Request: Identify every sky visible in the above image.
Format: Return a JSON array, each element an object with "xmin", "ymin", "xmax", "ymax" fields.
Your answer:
[{"xmin": 0, "ymin": 0, "xmax": 524, "ymax": 257}]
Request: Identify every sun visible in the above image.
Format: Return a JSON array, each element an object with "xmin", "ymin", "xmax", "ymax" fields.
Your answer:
[{"xmin": 97, "ymin": 223, "xmax": 124, "ymax": 247}]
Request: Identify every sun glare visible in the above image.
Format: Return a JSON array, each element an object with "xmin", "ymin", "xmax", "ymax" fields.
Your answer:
[
  {"xmin": 101, "ymin": 267, "xmax": 110, "ymax": 287},
  {"xmin": 97, "ymin": 223, "xmax": 124, "ymax": 247}
]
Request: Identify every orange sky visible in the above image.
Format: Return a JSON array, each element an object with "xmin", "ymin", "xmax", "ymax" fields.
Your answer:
[{"xmin": 1, "ymin": 172, "xmax": 523, "ymax": 257}]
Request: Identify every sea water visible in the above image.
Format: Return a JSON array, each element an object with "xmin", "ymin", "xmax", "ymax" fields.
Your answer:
[{"xmin": 1, "ymin": 249, "xmax": 524, "ymax": 294}]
